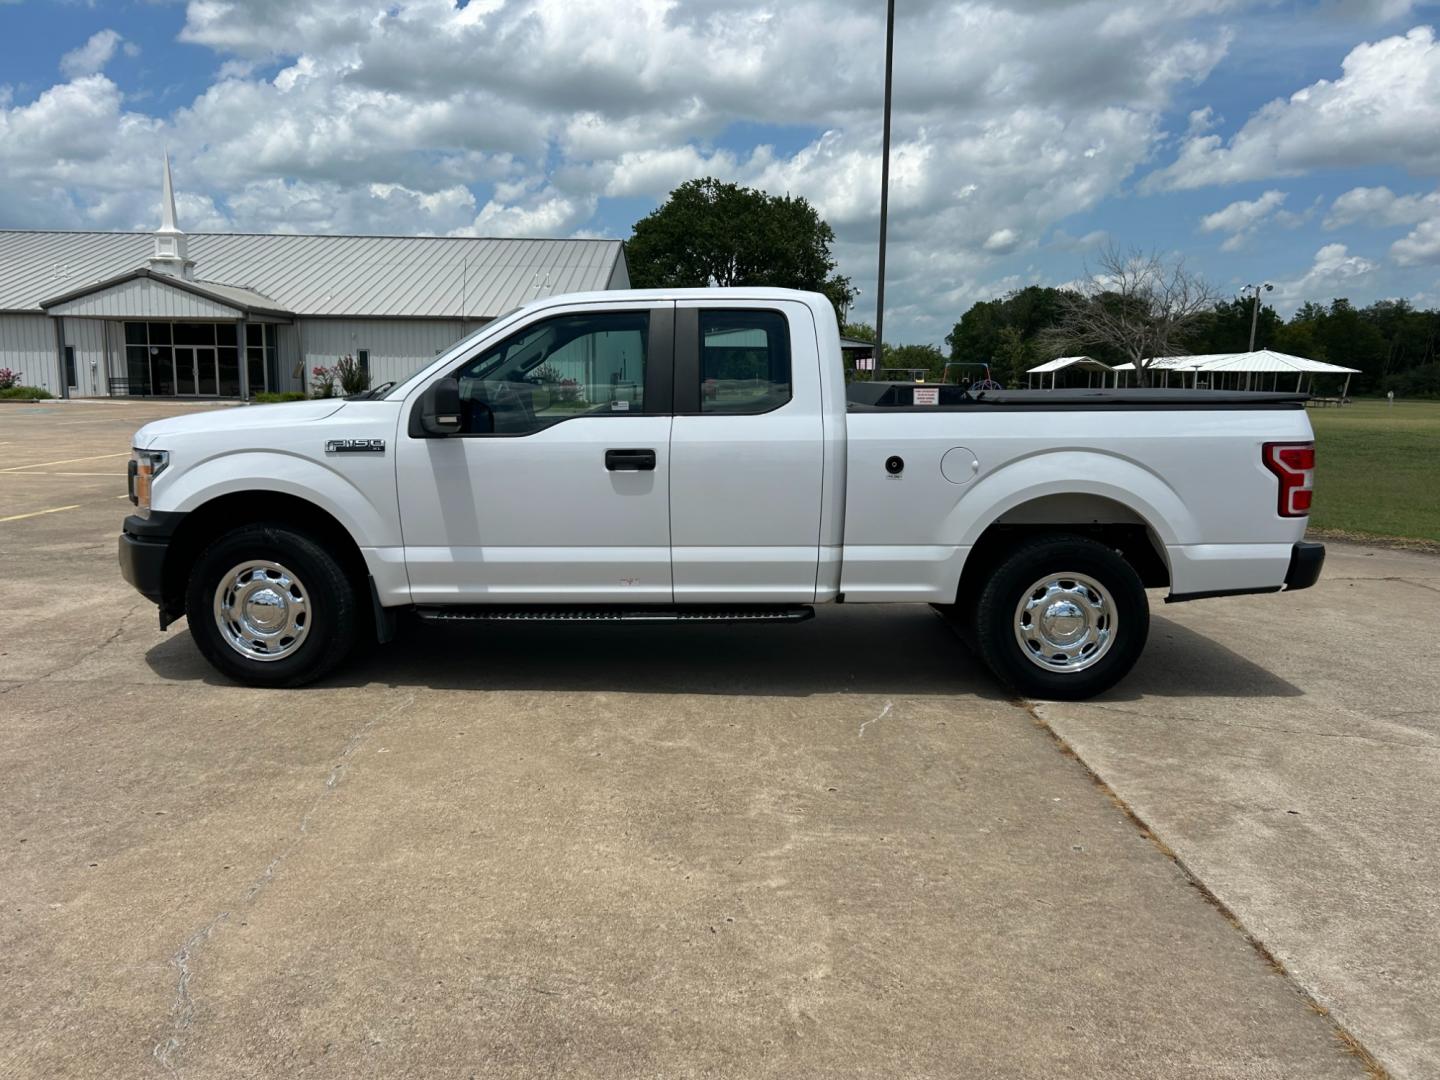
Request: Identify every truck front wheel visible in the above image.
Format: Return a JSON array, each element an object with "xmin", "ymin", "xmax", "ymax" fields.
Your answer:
[
  {"xmin": 972, "ymin": 535, "xmax": 1149, "ymax": 701},
  {"xmin": 185, "ymin": 523, "xmax": 360, "ymax": 687}
]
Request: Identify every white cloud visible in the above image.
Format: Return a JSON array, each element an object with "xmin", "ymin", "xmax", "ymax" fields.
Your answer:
[
  {"xmin": 2, "ymin": 0, "xmax": 1243, "ymax": 337},
  {"xmin": 59, "ymin": 30, "xmax": 126, "ymax": 78},
  {"xmin": 1392, "ymin": 219, "xmax": 1440, "ymax": 266},
  {"xmin": 1324, "ymin": 185, "xmax": 1440, "ymax": 267},
  {"xmin": 1325, "ymin": 185, "xmax": 1440, "ymax": 228},
  {"xmin": 1147, "ymin": 26, "xmax": 1440, "ymax": 190},
  {"xmin": 1200, "ymin": 189, "xmax": 1287, "ymax": 250},
  {"xmin": 1275, "ymin": 243, "xmax": 1379, "ymax": 303}
]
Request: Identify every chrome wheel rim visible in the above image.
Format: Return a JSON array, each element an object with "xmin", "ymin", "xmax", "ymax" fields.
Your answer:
[
  {"xmin": 213, "ymin": 560, "xmax": 311, "ymax": 662},
  {"xmin": 1013, "ymin": 572, "xmax": 1116, "ymax": 673}
]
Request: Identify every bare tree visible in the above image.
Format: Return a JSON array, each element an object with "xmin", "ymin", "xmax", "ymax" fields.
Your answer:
[{"xmin": 1042, "ymin": 245, "xmax": 1221, "ymax": 386}]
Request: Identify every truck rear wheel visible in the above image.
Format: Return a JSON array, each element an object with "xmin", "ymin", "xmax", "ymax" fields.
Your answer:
[
  {"xmin": 973, "ymin": 535, "xmax": 1149, "ymax": 701},
  {"xmin": 185, "ymin": 523, "xmax": 360, "ymax": 687}
]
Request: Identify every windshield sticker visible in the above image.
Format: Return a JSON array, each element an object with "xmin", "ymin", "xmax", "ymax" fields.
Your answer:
[{"xmin": 913, "ymin": 387, "xmax": 939, "ymax": 406}]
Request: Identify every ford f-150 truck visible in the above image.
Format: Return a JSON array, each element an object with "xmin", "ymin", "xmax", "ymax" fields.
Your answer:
[{"xmin": 119, "ymin": 288, "xmax": 1324, "ymax": 699}]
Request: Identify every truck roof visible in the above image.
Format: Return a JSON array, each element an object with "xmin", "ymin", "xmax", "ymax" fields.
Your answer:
[{"xmin": 519, "ymin": 286, "xmax": 833, "ymax": 309}]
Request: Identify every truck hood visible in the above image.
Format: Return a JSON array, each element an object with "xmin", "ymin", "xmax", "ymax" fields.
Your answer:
[{"xmin": 133, "ymin": 400, "xmax": 348, "ymax": 448}]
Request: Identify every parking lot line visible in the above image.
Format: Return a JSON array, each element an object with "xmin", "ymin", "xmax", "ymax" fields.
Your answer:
[
  {"xmin": 0, "ymin": 452, "xmax": 130, "ymax": 472},
  {"xmin": 0, "ymin": 504, "xmax": 81, "ymax": 523}
]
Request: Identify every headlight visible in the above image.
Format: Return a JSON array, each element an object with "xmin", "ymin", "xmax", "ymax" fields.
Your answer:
[{"xmin": 129, "ymin": 449, "xmax": 169, "ymax": 515}]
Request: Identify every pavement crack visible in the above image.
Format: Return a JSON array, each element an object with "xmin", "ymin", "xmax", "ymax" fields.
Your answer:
[
  {"xmin": 153, "ymin": 916, "xmax": 228, "ymax": 1076},
  {"xmin": 149, "ymin": 691, "xmax": 415, "ymax": 1075},
  {"xmin": 13, "ymin": 598, "xmax": 147, "ymax": 693},
  {"xmin": 1397, "ymin": 577, "xmax": 1440, "ymax": 595},
  {"xmin": 858, "ymin": 700, "xmax": 892, "ymax": 738}
]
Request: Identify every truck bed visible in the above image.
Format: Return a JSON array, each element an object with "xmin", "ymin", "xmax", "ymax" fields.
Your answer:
[{"xmin": 847, "ymin": 383, "xmax": 1309, "ymax": 410}]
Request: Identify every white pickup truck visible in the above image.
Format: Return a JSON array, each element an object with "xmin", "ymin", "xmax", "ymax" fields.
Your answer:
[{"xmin": 119, "ymin": 287, "xmax": 1324, "ymax": 699}]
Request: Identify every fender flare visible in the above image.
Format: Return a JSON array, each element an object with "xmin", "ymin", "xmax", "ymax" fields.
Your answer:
[
  {"xmin": 946, "ymin": 449, "xmax": 1195, "ymax": 549},
  {"xmin": 160, "ymin": 449, "xmax": 399, "ymax": 548}
]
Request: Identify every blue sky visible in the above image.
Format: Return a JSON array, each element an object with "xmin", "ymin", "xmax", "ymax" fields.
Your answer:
[{"xmin": 2, "ymin": 0, "xmax": 1439, "ymax": 343}]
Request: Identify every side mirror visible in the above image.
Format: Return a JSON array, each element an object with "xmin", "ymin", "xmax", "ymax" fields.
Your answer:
[{"xmin": 418, "ymin": 377, "xmax": 462, "ymax": 436}]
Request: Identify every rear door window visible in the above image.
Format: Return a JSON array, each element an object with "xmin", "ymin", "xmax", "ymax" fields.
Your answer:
[{"xmin": 699, "ymin": 310, "xmax": 791, "ymax": 414}]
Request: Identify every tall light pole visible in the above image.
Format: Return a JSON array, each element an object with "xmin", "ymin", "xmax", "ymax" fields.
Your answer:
[
  {"xmin": 1245, "ymin": 281, "xmax": 1273, "ymax": 352},
  {"xmin": 873, "ymin": 0, "xmax": 896, "ymax": 377}
]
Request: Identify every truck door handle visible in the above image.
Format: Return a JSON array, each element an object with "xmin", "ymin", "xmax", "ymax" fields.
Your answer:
[{"xmin": 605, "ymin": 448, "xmax": 656, "ymax": 471}]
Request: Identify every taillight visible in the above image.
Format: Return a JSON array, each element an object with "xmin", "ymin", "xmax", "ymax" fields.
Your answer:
[{"xmin": 1262, "ymin": 442, "xmax": 1315, "ymax": 517}]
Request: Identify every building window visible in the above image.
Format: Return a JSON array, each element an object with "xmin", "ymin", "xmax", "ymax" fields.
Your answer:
[
  {"xmin": 64, "ymin": 346, "xmax": 77, "ymax": 388},
  {"xmin": 356, "ymin": 349, "xmax": 369, "ymax": 375},
  {"xmin": 121, "ymin": 321, "xmax": 246, "ymax": 397}
]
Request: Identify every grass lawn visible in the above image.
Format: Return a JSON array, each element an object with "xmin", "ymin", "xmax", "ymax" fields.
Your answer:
[{"xmin": 1307, "ymin": 398, "xmax": 1440, "ymax": 543}]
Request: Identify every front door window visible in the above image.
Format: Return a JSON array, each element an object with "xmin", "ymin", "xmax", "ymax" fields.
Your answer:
[{"xmin": 451, "ymin": 311, "xmax": 649, "ymax": 434}]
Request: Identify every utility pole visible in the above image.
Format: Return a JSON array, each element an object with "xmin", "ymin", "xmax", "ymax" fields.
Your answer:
[
  {"xmin": 873, "ymin": 0, "xmax": 896, "ymax": 378},
  {"xmin": 1245, "ymin": 281, "xmax": 1273, "ymax": 352}
]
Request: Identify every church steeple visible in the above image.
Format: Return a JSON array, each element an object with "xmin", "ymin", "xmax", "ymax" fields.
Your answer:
[{"xmin": 149, "ymin": 151, "xmax": 194, "ymax": 279}]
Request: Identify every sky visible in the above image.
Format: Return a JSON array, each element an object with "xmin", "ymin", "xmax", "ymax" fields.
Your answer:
[{"xmin": 1, "ymin": 0, "xmax": 1439, "ymax": 344}]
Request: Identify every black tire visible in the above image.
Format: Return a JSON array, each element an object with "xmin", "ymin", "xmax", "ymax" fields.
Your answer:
[
  {"xmin": 185, "ymin": 523, "xmax": 360, "ymax": 687},
  {"xmin": 972, "ymin": 534, "xmax": 1149, "ymax": 701}
]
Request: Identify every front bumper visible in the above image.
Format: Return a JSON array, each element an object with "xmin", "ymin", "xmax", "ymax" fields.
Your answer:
[
  {"xmin": 118, "ymin": 531, "xmax": 167, "ymax": 604},
  {"xmin": 118, "ymin": 511, "xmax": 185, "ymax": 625},
  {"xmin": 1283, "ymin": 540, "xmax": 1326, "ymax": 592}
]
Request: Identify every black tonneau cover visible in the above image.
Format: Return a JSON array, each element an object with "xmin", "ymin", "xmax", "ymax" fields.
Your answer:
[{"xmin": 847, "ymin": 383, "xmax": 1308, "ymax": 411}]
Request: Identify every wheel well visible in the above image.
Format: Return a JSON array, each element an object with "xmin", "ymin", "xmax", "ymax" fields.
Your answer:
[
  {"xmin": 161, "ymin": 492, "xmax": 370, "ymax": 620},
  {"xmin": 956, "ymin": 500, "xmax": 1171, "ymax": 605}
]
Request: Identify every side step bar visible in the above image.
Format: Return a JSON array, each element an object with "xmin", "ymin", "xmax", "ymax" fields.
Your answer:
[{"xmin": 415, "ymin": 605, "xmax": 815, "ymax": 624}]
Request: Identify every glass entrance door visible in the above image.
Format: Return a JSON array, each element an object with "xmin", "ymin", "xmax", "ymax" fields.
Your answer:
[
  {"xmin": 172, "ymin": 346, "xmax": 218, "ymax": 396},
  {"xmin": 195, "ymin": 347, "xmax": 217, "ymax": 395},
  {"xmin": 172, "ymin": 346, "xmax": 198, "ymax": 395}
]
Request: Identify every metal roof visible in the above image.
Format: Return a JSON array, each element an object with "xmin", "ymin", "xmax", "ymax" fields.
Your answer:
[
  {"xmin": 1112, "ymin": 350, "xmax": 1359, "ymax": 374},
  {"xmin": 40, "ymin": 268, "xmax": 292, "ymax": 318},
  {"xmin": 1027, "ymin": 355, "xmax": 1113, "ymax": 374},
  {"xmin": 0, "ymin": 231, "xmax": 626, "ymax": 319}
]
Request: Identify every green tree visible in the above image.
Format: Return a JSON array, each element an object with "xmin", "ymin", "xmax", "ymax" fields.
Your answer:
[
  {"xmin": 990, "ymin": 325, "xmax": 1036, "ymax": 387},
  {"xmin": 1189, "ymin": 297, "xmax": 1284, "ymax": 353},
  {"xmin": 946, "ymin": 286, "xmax": 1076, "ymax": 381},
  {"xmin": 627, "ymin": 177, "xmax": 855, "ymax": 319}
]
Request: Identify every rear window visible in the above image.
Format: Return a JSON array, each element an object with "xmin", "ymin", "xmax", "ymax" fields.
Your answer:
[{"xmin": 699, "ymin": 310, "xmax": 791, "ymax": 414}]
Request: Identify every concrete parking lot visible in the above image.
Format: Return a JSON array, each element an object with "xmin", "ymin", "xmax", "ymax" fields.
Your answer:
[{"xmin": 2, "ymin": 399, "xmax": 1433, "ymax": 1078}]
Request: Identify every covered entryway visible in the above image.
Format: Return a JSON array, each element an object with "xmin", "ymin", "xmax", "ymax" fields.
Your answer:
[{"xmin": 40, "ymin": 268, "xmax": 291, "ymax": 400}]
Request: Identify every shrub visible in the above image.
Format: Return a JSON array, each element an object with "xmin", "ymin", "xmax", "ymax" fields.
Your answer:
[
  {"xmin": 531, "ymin": 362, "xmax": 583, "ymax": 403},
  {"xmin": 311, "ymin": 365, "xmax": 336, "ymax": 398},
  {"xmin": 0, "ymin": 367, "xmax": 20, "ymax": 390},
  {"xmin": 334, "ymin": 353, "xmax": 370, "ymax": 395},
  {"xmin": 252, "ymin": 391, "xmax": 307, "ymax": 403},
  {"xmin": 0, "ymin": 385, "xmax": 55, "ymax": 400},
  {"xmin": 1382, "ymin": 364, "xmax": 1440, "ymax": 400}
]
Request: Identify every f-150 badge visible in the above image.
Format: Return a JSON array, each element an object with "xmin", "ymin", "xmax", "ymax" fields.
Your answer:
[{"xmin": 325, "ymin": 439, "xmax": 386, "ymax": 454}]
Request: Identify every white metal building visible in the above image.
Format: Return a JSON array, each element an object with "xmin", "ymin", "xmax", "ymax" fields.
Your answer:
[
  {"xmin": 1025, "ymin": 356, "xmax": 1114, "ymax": 389},
  {"xmin": 1028, "ymin": 350, "xmax": 1361, "ymax": 394},
  {"xmin": 0, "ymin": 159, "xmax": 629, "ymax": 399},
  {"xmin": 1110, "ymin": 351, "xmax": 1360, "ymax": 394}
]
